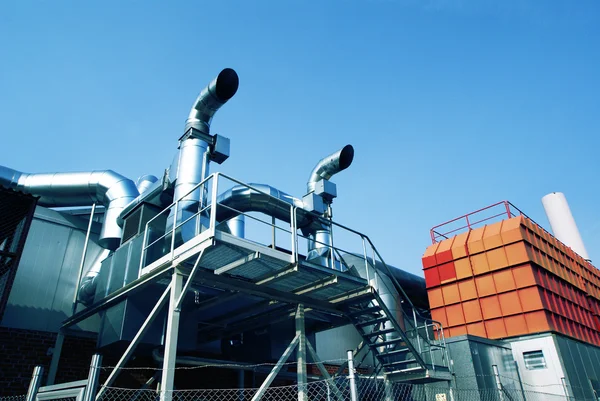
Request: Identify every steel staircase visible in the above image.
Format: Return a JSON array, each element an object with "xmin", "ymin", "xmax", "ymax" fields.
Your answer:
[{"xmin": 340, "ymin": 284, "xmax": 452, "ymax": 383}]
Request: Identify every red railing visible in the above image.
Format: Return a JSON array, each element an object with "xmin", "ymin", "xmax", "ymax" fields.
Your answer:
[{"xmin": 430, "ymin": 200, "xmax": 530, "ymax": 244}]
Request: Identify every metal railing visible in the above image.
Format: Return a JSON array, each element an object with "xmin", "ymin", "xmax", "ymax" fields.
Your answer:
[{"xmin": 135, "ymin": 173, "xmax": 449, "ymax": 370}]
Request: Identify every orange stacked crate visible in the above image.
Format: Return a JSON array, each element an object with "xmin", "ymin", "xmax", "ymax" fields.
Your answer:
[{"xmin": 424, "ymin": 203, "xmax": 600, "ymax": 347}]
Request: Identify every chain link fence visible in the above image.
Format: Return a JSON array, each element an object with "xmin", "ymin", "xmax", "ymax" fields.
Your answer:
[
  {"xmin": 95, "ymin": 375, "xmax": 592, "ymax": 401},
  {"xmin": 0, "ymin": 396, "xmax": 26, "ymax": 401}
]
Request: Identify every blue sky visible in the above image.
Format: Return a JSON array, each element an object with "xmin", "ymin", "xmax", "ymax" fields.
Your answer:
[{"xmin": 1, "ymin": 1, "xmax": 599, "ymax": 275}]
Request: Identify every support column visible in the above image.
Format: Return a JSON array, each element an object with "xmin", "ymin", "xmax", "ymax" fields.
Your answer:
[
  {"xmin": 47, "ymin": 331, "xmax": 64, "ymax": 385},
  {"xmin": 296, "ymin": 304, "xmax": 308, "ymax": 401},
  {"xmin": 160, "ymin": 270, "xmax": 184, "ymax": 401},
  {"xmin": 238, "ymin": 369, "xmax": 245, "ymax": 401}
]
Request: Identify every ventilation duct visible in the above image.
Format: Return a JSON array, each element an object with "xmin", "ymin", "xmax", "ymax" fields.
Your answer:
[
  {"xmin": 0, "ymin": 166, "xmax": 138, "ymax": 250},
  {"xmin": 169, "ymin": 68, "xmax": 239, "ymax": 240},
  {"xmin": 305, "ymin": 145, "xmax": 354, "ymax": 266},
  {"xmin": 136, "ymin": 174, "xmax": 159, "ymax": 195}
]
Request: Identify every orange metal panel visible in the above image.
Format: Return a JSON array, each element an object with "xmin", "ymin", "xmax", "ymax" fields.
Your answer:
[
  {"xmin": 483, "ymin": 221, "xmax": 504, "ymax": 250},
  {"xmin": 501, "ymin": 216, "xmax": 525, "ymax": 245},
  {"xmin": 487, "ymin": 247, "xmax": 509, "ymax": 271},
  {"xmin": 438, "ymin": 262, "xmax": 457, "ymax": 284},
  {"xmin": 422, "ymin": 242, "xmax": 440, "ymax": 269},
  {"xmin": 446, "ymin": 303, "xmax": 466, "ymax": 327},
  {"xmin": 485, "ymin": 318, "xmax": 507, "ymax": 339},
  {"xmin": 499, "ymin": 291, "xmax": 522, "ymax": 316},
  {"xmin": 428, "ymin": 288, "xmax": 444, "ymax": 309},
  {"xmin": 458, "ymin": 279, "xmax": 478, "ymax": 301},
  {"xmin": 512, "ymin": 264, "xmax": 537, "ymax": 288},
  {"xmin": 467, "ymin": 226, "xmax": 486, "ymax": 255},
  {"xmin": 431, "ymin": 307, "xmax": 448, "ymax": 327},
  {"xmin": 455, "ymin": 257, "xmax": 473, "ymax": 280},
  {"xmin": 525, "ymin": 311, "xmax": 550, "ymax": 333},
  {"xmin": 424, "ymin": 267, "xmax": 441, "ymax": 288},
  {"xmin": 451, "ymin": 232, "xmax": 470, "ymax": 259},
  {"xmin": 505, "ymin": 242, "xmax": 531, "ymax": 266},
  {"xmin": 466, "ymin": 322, "xmax": 488, "ymax": 338},
  {"xmin": 480, "ymin": 295, "xmax": 502, "ymax": 320},
  {"xmin": 451, "ymin": 325, "xmax": 468, "ymax": 336},
  {"xmin": 435, "ymin": 237, "xmax": 455, "ymax": 265},
  {"xmin": 493, "ymin": 270, "xmax": 516, "ymax": 293},
  {"xmin": 462, "ymin": 299, "xmax": 483, "ymax": 323},
  {"xmin": 442, "ymin": 284, "xmax": 461, "ymax": 305},
  {"xmin": 471, "ymin": 253, "xmax": 490, "ymax": 275},
  {"xmin": 475, "ymin": 274, "xmax": 497, "ymax": 297},
  {"xmin": 505, "ymin": 314, "xmax": 529, "ymax": 337},
  {"xmin": 518, "ymin": 287, "xmax": 544, "ymax": 312}
]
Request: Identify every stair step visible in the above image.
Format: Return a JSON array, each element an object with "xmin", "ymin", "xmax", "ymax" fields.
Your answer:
[
  {"xmin": 383, "ymin": 359, "xmax": 417, "ymax": 368},
  {"xmin": 372, "ymin": 338, "xmax": 404, "ymax": 347},
  {"xmin": 366, "ymin": 328, "xmax": 396, "ymax": 338},
  {"xmin": 379, "ymin": 348, "xmax": 410, "ymax": 358},
  {"xmin": 349, "ymin": 306, "xmax": 382, "ymax": 318},
  {"xmin": 387, "ymin": 366, "xmax": 425, "ymax": 375},
  {"xmin": 356, "ymin": 316, "xmax": 389, "ymax": 328}
]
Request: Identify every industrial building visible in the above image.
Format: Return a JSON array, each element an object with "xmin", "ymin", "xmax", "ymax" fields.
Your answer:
[{"xmin": 1, "ymin": 68, "xmax": 599, "ymax": 401}]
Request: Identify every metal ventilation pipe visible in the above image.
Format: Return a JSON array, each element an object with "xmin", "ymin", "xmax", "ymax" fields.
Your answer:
[
  {"xmin": 170, "ymin": 68, "xmax": 239, "ymax": 238},
  {"xmin": 305, "ymin": 145, "xmax": 354, "ymax": 266},
  {"xmin": 542, "ymin": 192, "xmax": 590, "ymax": 261},
  {"xmin": 307, "ymin": 144, "xmax": 354, "ymax": 193},
  {"xmin": 136, "ymin": 174, "xmax": 159, "ymax": 195},
  {"xmin": 0, "ymin": 166, "xmax": 138, "ymax": 250}
]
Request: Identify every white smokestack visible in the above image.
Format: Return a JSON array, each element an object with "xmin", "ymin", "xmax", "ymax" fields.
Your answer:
[{"xmin": 542, "ymin": 192, "xmax": 590, "ymax": 261}]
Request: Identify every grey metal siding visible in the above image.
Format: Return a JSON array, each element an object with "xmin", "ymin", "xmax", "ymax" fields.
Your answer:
[{"xmin": 1, "ymin": 207, "xmax": 103, "ymax": 333}]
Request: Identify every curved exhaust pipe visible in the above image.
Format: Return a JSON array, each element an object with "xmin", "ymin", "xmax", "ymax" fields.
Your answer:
[
  {"xmin": 307, "ymin": 144, "xmax": 354, "ymax": 193},
  {"xmin": 305, "ymin": 145, "xmax": 355, "ymax": 267},
  {"xmin": 184, "ymin": 68, "xmax": 239, "ymax": 135},
  {"xmin": 0, "ymin": 166, "xmax": 138, "ymax": 250},
  {"xmin": 171, "ymin": 69, "xmax": 239, "ymax": 240}
]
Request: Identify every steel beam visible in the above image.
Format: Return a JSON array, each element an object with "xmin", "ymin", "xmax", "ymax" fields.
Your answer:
[
  {"xmin": 63, "ymin": 263, "xmax": 171, "ymax": 329},
  {"xmin": 175, "ymin": 249, "xmax": 205, "ymax": 311},
  {"xmin": 215, "ymin": 251, "xmax": 260, "ymax": 275},
  {"xmin": 160, "ymin": 271, "xmax": 184, "ymax": 401},
  {"xmin": 96, "ymin": 284, "xmax": 171, "ymax": 400},
  {"xmin": 306, "ymin": 341, "xmax": 345, "ymax": 401},
  {"xmin": 25, "ymin": 366, "xmax": 43, "ymax": 401},
  {"xmin": 250, "ymin": 334, "xmax": 299, "ymax": 401},
  {"xmin": 296, "ymin": 305, "xmax": 307, "ymax": 401},
  {"xmin": 46, "ymin": 331, "xmax": 64, "ymax": 385},
  {"xmin": 190, "ymin": 268, "xmax": 343, "ymax": 314},
  {"xmin": 293, "ymin": 275, "xmax": 338, "ymax": 295},
  {"xmin": 194, "ymin": 291, "xmax": 240, "ymax": 312},
  {"xmin": 255, "ymin": 264, "xmax": 298, "ymax": 285}
]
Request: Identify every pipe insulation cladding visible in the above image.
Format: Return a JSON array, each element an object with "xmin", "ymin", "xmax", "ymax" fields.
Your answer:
[
  {"xmin": 0, "ymin": 166, "xmax": 138, "ymax": 250},
  {"xmin": 542, "ymin": 192, "xmax": 590, "ymax": 261}
]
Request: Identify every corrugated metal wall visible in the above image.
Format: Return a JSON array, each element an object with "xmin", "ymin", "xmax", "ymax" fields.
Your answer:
[
  {"xmin": 0, "ymin": 206, "xmax": 103, "ymax": 333},
  {"xmin": 554, "ymin": 334, "xmax": 600, "ymax": 400}
]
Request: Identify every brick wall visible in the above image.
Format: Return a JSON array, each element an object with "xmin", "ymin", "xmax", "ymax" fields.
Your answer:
[{"xmin": 0, "ymin": 327, "xmax": 97, "ymax": 396}]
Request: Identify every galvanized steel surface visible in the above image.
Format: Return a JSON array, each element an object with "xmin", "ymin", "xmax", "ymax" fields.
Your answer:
[
  {"xmin": 306, "ymin": 144, "xmax": 354, "ymax": 194},
  {"xmin": 0, "ymin": 167, "xmax": 138, "ymax": 250},
  {"xmin": 2, "ymin": 207, "xmax": 102, "ymax": 332}
]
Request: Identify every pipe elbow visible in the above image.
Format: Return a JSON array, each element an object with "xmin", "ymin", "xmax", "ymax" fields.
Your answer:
[
  {"xmin": 307, "ymin": 144, "xmax": 354, "ymax": 193},
  {"xmin": 185, "ymin": 68, "xmax": 239, "ymax": 134}
]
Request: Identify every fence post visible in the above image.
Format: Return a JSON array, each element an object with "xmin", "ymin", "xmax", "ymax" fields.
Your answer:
[
  {"xmin": 492, "ymin": 365, "xmax": 505, "ymax": 401},
  {"xmin": 347, "ymin": 350, "xmax": 359, "ymax": 401},
  {"xmin": 83, "ymin": 354, "xmax": 102, "ymax": 401},
  {"xmin": 25, "ymin": 366, "xmax": 43, "ymax": 401},
  {"xmin": 513, "ymin": 361, "xmax": 527, "ymax": 401}
]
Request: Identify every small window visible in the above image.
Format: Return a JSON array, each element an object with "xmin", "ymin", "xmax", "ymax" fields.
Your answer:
[{"xmin": 523, "ymin": 350, "xmax": 547, "ymax": 370}]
